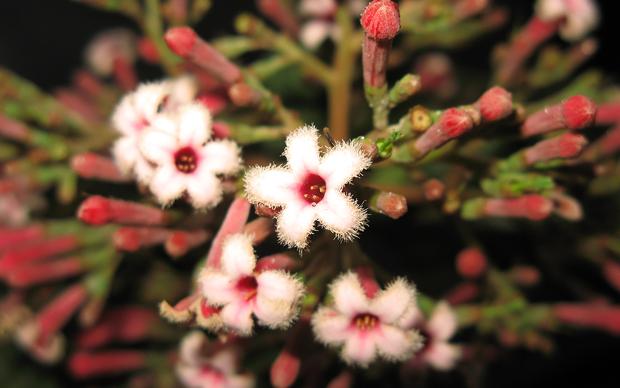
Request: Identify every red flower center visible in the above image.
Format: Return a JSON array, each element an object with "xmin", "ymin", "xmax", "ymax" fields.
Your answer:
[
  {"xmin": 352, "ymin": 313, "xmax": 379, "ymax": 331},
  {"xmin": 299, "ymin": 173, "xmax": 327, "ymax": 205},
  {"xmin": 174, "ymin": 146, "xmax": 198, "ymax": 174},
  {"xmin": 236, "ymin": 276, "xmax": 258, "ymax": 301}
]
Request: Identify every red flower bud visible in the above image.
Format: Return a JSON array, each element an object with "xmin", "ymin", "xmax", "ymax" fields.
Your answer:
[
  {"xmin": 456, "ymin": 248, "xmax": 488, "ymax": 279},
  {"xmin": 476, "ymin": 86, "xmax": 513, "ymax": 122},
  {"xmin": 361, "ymin": 0, "xmax": 400, "ymax": 40}
]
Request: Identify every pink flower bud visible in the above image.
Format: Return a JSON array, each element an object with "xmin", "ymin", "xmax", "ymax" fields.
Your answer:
[
  {"xmin": 445, "ymin": 282, "xmax": 480, "ymax": 305},
  {"xmin": 424, "ymin": 179, "xmax": 446, "ymax": 201},
  {"xmin": 137, "ymin": 37, "xmax": 160, "ymax": 63},
  {"xmin": 476, "ymin": 86, "xmax": 513, "ymax": 122},
  {"xmin": 164, "ymin": 230, "xmax": 210, "ymax": 258},
  {"xmin": 372, "ymin": 191, "xmax": 408, "ymax": 219},
  {"xmin": 255, "ymin": 253, "xmax": 298, "ymax": 272},
  {"xmin": 522, "ymin": 95, "xmax": 597, "ymax": 137},
  {"xmin": 205, "ymin": 198, "xmax": 251, "ymax": 268},
  {"xmin": 553, "ymin": 303, "xmax": 620, "ymax": 335},
  {"xmin": 0, "ymin": 235, "xmax": 78, "ymax": 273},
  {"xmin": 72, "ymin": 70, "xmax": 104, "ymax": 98},
  {"xmin": 112, "ymin": 57, "xmax": 137, "ymax": 91},
  {"xmin": 327, "ymin": 371, "xmax": 354, "ymax": 388},
  {"xmin": 0, "ymin": 113, "xmax": 30, "ymax": 142},
  {"xmin": 113, "ymin": 227, "xmax": 173, "ymax": 252},
  {"xmin": 228, "ymin": 82, "xmax": 261, "ymax": 107},
  {"xmin": 270, "ymin": 349, "xmax": 300, "ymax": 388},
  {"xmin": 414, "ymin": 108, "xmax": 477, "ymax": 157},
  {"xmin": 76, "ymin": 307, "xmax": 157, "ymax": 349},
  {"xmin": 361, "ymin": 0, "xmax": 400, "ymax": 41},
  {"xmin": 455, "ymin": 248, "xmax": 487, "ymax": 279},
  {"xmin": 37, "ymin": 284, "xmax": 88, "ymax": 344},
  {"xmin": 484, "ymin": 195, "xmax": 553, "ymax": 221},
  {"xmin": 0, "ymin": 225, "xmax": 44, "ymax": 252},
  {"xmin": 257, "ymin": 0, "xmax": 300, "ymax": 38},
  {"xmin": 78, "ymin": 196, "xmax": 170, "ymax": 226},
  {"xmin": 69, "ymin": 350, "xmax": 146, "ymax": 378},
  {"xmin": 523, "ymin": 133, "xmax": 588, "ymax": 165},
  {"xmin": 212, "ymin": 121, "xmax": 232, "ymax": 138},
  {"xmin": 595, "ymin": 102, "xmax": 620, "ymax": 125},
  {"xmin": 356, "ymin": 266, "xmax": 380, "ymax": 298},
  {"xmin": 197, "ymin": 93, "xmax": 228, "ymax": 115},
  {"xmin": 603, "ymin": 260, "xmax": 620, "ymax": 293},
  {"xmin": 509, "ymin": 265, "xmax": 541, "ymax": 286},
  {"xmin": 7, "ymin": 257, "xmax": 84, "ymax": 288},
  {"xmin": 71, "ymin": 152, "xmax": 131, "ymax": 183}
]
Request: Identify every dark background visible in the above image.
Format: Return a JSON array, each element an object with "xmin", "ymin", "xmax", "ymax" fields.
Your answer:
[{"xmin": 1, "ymin": 1, "xmax": 619, "ymax": 387}]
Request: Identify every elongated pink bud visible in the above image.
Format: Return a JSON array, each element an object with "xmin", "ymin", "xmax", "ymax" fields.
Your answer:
[
  {"xmin": 596, "ymin": 102, "xmax": 620, "ymax": 125},
  {"xmin": 0, "ymin": 225, "xmax": 45, "ymax": 251},
  {"xmin": 256, "ymin": 253, "xmax": 297, "ymax": 272},
  {"xmin": 603, "ymin": 260, "xmax": 620, "ymax": 293},
  {"xmin": 522, "ymin": 95, "xmax": 597, "ymax": 137},
  {"xmin": 271, "ymin": 349, "xmax": 300, "ymax": 388},
  {"xmin": 71, "ymin": 152, "xmax": 130, "ymax": 183},
  {"xmin": 553, "ymin": 303, "xmax": 620, "ymax": 335},
  {"xmin": 205, "ymin": 198, "xmax": 251, "ymax": 268},
  {"xmin": 327, "ymin": 371, "xmax": 354, "ymax": 388},
  {"xmin": 165, "ymin": 27, "xmax": 241, "ymax": 85},
  {"xmin": 0, "ymin": 235, "xmax": 78, "ymax": 272},
  {"xmin": 137, "ymin": 37, "xmax": 160, "ymax": 63},
  {"xmin": 509, "ymin": 265, "xmax": 541, "ymax": 286},
  {"xmin": 78, "ymin": 196, "xmax": 170, "ymax": 226},
  {"xmin": 54, "ymin": 89, "xmax": 100, "ymax": 122},
  {"xmin": 523, "ymin": 133, "xmax": 588, "ymax": 165},
  {"xmin": 484, "ymin": 195, "xmax": 553, "ymax": 221},
  {"xmin": 72, "ymin": 70, "xmax": 104, "ymax": 98},
  {"xmin": 456, "ymin": 248, "xmax": 487, "ymax": 279},
  {"xmin": 7, "ymin": 257, "xmax": 84, "ymax": 287},
  {"xmin": 361, "ymin": 0, "xmax": 400, "ymax": 40},
  {"xmin": 164, "ymin": 230, "xmax": 210, "ymax": 258},
  {"xmin": 37, "ymin": 284, "xmax": 88, "ymax": 344},
  {"xmin": 371, "ymin": 191, "xmax": 408, "ymax": 219},
  {"xmin": 212, "ymin": 122, "xmax": 232, "ymax": 138},
  {"xmin": 113, "ymin": 227, "xmax": 172, "ymax": 252},
  {"xmin": 197, "ymin": 93, "xmax": 228, "ymax": 115},
  {"xmin": 257, "ymin": 0, "xmax": 300, "ymax": 37},
  {"xmin": 0, "ymin": 113, "xmax": 30, "ymax": 141},
  {"xmin": 243, "ymin": 217, "xmax": 275, "ymax": 245},
  {"xmin": 77, "ymin": 307, "xmax": 157, "ymax": 348},
  {"xmin": 583, "ymin": 125, "xmax": 620, "ymax": 161},
  {"xmin": 414, "ymin": 108, "xmax": 478, "ymax": 157},
  {"xmin": 445, "ymin": 282, "xmax": 480, "ymax": 305},
  {"xmin": 69, "ymin": 350, "xmax": 146, "ymax": 378},
  {"xmin": 475, "ymin": 86, "xmax": 513, "ymax": 122},
  {"xmin": 112, "ymin": 56, "xmax": 137, "ymax": 91},
  {"xmin": 356, "ymin": 266, "xmax": 380, "ymax": 298}
]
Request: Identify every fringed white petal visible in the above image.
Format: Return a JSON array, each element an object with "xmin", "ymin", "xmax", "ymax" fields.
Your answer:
[
  {"xmin": 319, "ymin": 142, "xmax": 371, "ymax": 190},
  {"xmin": 300, "ymin": 20, "xmax": 332, "ymax": 49},
  {"xmin": 560, "ymin": 1, "xmax": 599, "ymax": 41},
  {"xmin": 316, "ymin": 191, "xmax": 366, "ymax": 240},
  {"xmin": 254, "ymin": 271, "xmax": 303, "ymax": 328},
  {"xmin": 220, "ymin": 300, "xmax": 254, "ymax": 336},
  {"xmin": 112, "ymin": 136, "xmax": 139, "ymax": 174},
  {"xmin": 200, "ymin": 140, "xmax": 242, "ymax": 176},
  {"xmin": 111, "ymin": 94, "xmax": 137, "ymax": 136},
  {"xmin": 179, "ymin": 331, "xmax": 206, "ymax": 365},
  {"xmin": 370, "ymin": 278, "xmax": 417, "ymax": 324},
  {"xmin": 275, "ymin": 201, "xmax": 317, "ymax": 249},
  {"xmin": 149, "ymin": 164, "xmax": 186, "ymax": 205},
  {"xmin": 200, "ymin": 269, "xmax": 236, "ymax": 305},
  {"xmin": 186, "ymin": 169, "xmax": 222, "ymax": 209},
  {"xmin": 221, "ymin": 234, "xmax": 256, "ymax": 277},
  {"xmin": 311, "ymin": 307, "xmax": 351, "ymax": 345},
  {"xmin": 330, "ymin": 272, "xmax": 369, "ymax": 317},
  {"xmin": 376, "ymin": 325, "xmax": 422, "ymax": 362},
  {"xmin": 425, "ymin": 342, "xmax": 462, "ymax": 371},
  {"xmin": 284, "ymin": 126, "xmax": 321, "ymax": 177},
  {"xmin": 341, "ymin": 332, "xmax": 378, "ymax": 367},
  {"xmin": 139, "ymin": 127, "xmax": 177, "ymax": 163},
  {"xmin": 428, "ymin": 301, "xmax": 458, "ymax": 341},
  {"xmin": 244, "ymin": 166, "xmax": 297, "ymax": 207},
  {"xmin": 177, "ymin": 103, "xmax": 212, "ymax": 146}
]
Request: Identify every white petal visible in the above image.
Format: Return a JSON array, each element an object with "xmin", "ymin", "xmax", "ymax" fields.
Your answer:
[
  {"xmin": 220, "ymin": 300, "xmax": 254, "ymax": 335},
  {"xmin": 111, "ymin": 94, "xmax": 138, "ymax": 136},
  {"xmin": 397, "ymin": 302, "xmax": 424, "ymax": 329},
  {"xmin": 209, "ymin": 348, "xmax": 237, "ymax": 375},
  {"xmin": 300, "ymin": 0, "xmax": 336, "ymax": 17},
  {"xmin": 178, "ymin": 103, "xmax": 212, "ymax": 145},
  {"xmin": 133, "ymin": 155, "xmax": 155, "ymax": 184},
  {"xmin": 227, "ymin": 375, "xmax": 255, "ymax": 388},
  {"xmin": 300, "ymin": 20, "xmax": 331, "ymax": 49},
  {"xmin": 330, "ymin": 272, "xmax": 369, "ymax": 317},
  {"xmin": 112, "ymin": 136, "xmax": 139, "ymax": 174},
  {"xmin": 221, "ymin": 234, "xmax": 256, "ymax": 277},
  {"xmin": 139, "ymin": 127, "xmax": 177, "ymax": 163},
  {"xmin": 149, "ymin": 164, "xmax": 186, "ymax": 205},
  {"xmin": 186, "ymin": 168, "xmax": 223, "ymax": 209},
  {"xmin": 200, "ymin": 140, "xmax": 242, "ymax": 176},
  {"xmin": 244, "ymin": 166, "xmax": 298, "ymax": 207},
  {"xmin": 319, "ymin": 142, "xmax": 371, "ymax": 190},
  {"xmin": 376, "ymin": 325, "xmax": 421, "ymax": 361},
  {"xmin": 133, "ymin": 82, "xmax": 171, "ymax": 122},
  {"xmin": 200, "ymin": 269, "xmax": 236, "ymax": 305},
  {"xmin": 275, "ymin": 201, "xmax": 317, "ymax": 249},
  {"xmin": 179, "ymin": 331, "xmax": 206, "ymax": 364},
  {"xmin": 428, "ymin": 301, "xmax": 458, "ymax": 341},
  {"xmin": 425, "ymin": 342, "xmax": 462, "ymax": 370},
  {"xmin": 341, "ymin": 332, "xmax": 378, "ymax": 367},
  {"xmin": 369, "ymin": 278, "xmax": 417, "ymax": 324},
  {"xmin": 316, "ymin": 191, "xmax": 366, "ymax": 240},
  {"xmin": 311, "ymin": 307, "xmax": 350, "ymax": 345},
  {"xmin": 535, "ymin": 0, "xmax": 566, "ymax": 20},
  {"xmin": 169, "ymin": 75, "xmax": 198, "ymax": 108},
  {"xmin": 284, "ymin": 126, "xmax": 321, "ymax": 177},
  {"xmin": 254, "ymin": 271, "xmax": 303, "ymax": 328}
]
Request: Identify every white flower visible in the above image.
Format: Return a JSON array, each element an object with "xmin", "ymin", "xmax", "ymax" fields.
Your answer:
[
  {"xmin": 536, "ymin": 0, "xmax": 599, "ymax": 41},
  {"xmin": 244, "ymin": 126, "xmax": 371, "ymax": 249},
  {"xmin": 311, "ymin": 272, "xmax": 423, "ymax": 367},
  {"xmin": 199, "ymin": 233, "xmax": 304, "ymax": 336},
  {"xmin": 176, "ymin": 331, "xmax": 254, "ymax": 388},
  {"xmin": 84, "ymin": 28, "xmax": 136, "ymax": 77},
  {"xmin": 298, "ymin": 0, "xmax": 365, "ymax": 49},
  {"xmin": 139, "ymin": 103, "xmax": 241, "ymax": 208},
  {"xmin": 401, "ymin": 301, "xmax": 462, "ymax": 370}
]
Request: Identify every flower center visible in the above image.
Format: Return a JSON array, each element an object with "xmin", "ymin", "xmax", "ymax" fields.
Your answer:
[
  {"xmin": 236, "ymin": 276, "xmax": 258, "ymax": 301},
  {"xmin": 299, "ymin": 173, "xmax": 327, "ymax": 205},
  {"xmin": 174, "ymin": 146, "xmax": 198, "ymax": 174},
  {"xmin": 352, "ymin": 313, "xmax": 379, "ymax": 331}
]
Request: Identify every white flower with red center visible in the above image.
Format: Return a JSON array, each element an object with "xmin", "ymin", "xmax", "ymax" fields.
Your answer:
[
  {"xmin": 311, "ymin": 272, "xmax": 423, "ymax": 367},
  {"xmin": 536, "ymin": 0, "xmax": 599, "ymax": 41},
  {"xmin": 176, "ymin": 331, "xmax": 254, "ymax": 388},
  {"xmin": 400, "ymin": 301, "xmax": 462, "ymax": 370},
  {"xmin": 139, "ymin": 103, "xmax": 241, "ymax": 208},
  {"xmin": 199, "ymin": 233, "xmax": 305, "ymax": 336},
  {"xmin": 244, "ymin": 126, "xmax": 371, "ymax": 249}
]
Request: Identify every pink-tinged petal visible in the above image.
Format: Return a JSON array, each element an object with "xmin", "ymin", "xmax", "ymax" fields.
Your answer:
[
  {"xmin": 186, "ymin": 169, "xmax": 223, "ymax": 209},
  {"xmin": 220, "ymin": 300, "xmax": 254, "ymax": 335},
  {"xmin": 397, "ymin": 302, "xmax": 423, "ymax": 329},
  {"xmin": 209, "ymin": 348, "xmax": 237, "ymax": 375},
  {"xmin": 133, "ymin": 155, "xmax": 155, "ymax": 184},
  {"xmin": 275, "ymin": 201, "xmax": 317, "ymax": 249},
  {"xmin": 316, "ymin": 191, "xmax": 366, "ymax": 240},
  {"xmin": 220, "ymin": 234, "xmax": 256, "ymax": 277},
  {"xmin": 139, "ymin": 127, "xmax": 177, "ymax": 163},
  {"xmin": 179, "ymin": 331, "xmax": 206, "ymax": 364},
  {"xmin": 428, "ymin": 301, "xmax": 458, "ymax": 341},
  {"xmin": 369, "ymin": 278, "xmax": 416, "ymax": 324},
  {"xmin": 300, "ymin": 20, "xmax": 332, "ymax": 49},
  {"xmin": 178, "ymin": 103, "xmax": 212, "ymax": 145},
  {"xmin": 256, "ymin": 271, "xmax": 303, "ymax": 303},
  {"xmin": 112, "ymin": 136, "xmax": 139, "ymax": 174},
  {"xmin": 149, "ymin": 165, "xmax": 186, "ymax": 205},
  {"xmin": 330, "ymin": 272, "xmax": 368, "ymax": 317},
  {"xmin": 311, "ymin": 307, "xmax": 350, "ymax": 345},
  {"xmin": 200, "ymin": 269, "xmax": 236, "ymax": 305},
  {"xmin": 254, "ymin": 294, "xmax": 296, "ymax": 329},
  {"xmin": 375, "ymin": 324, "xmax": 421, "ymax": 362},
  {"xmin": 244, "ymin": 166, "xmax": 297, "ymax": 208},
  {"xmin": 319, "ymin": 142, "xmax": 371, "ymax": 190},
  {"xmin": 341, "ymin": 331, "xmax": 378, "ymax": 367},
  {"xmin": 200, "ymin": 140, "xmax": 242, "ymax": 176},
  {"xmin": 284, "ymin": 126, "xmax": 321, "ymax": 177},
  {"xmin": 300, "ymin": 0, "xmax": 337, "ymax": 17},
  {"xmin": 227, "ymin": 375, "xmax": 255, "ymax": 388},
  {"xmin": 205, "ymin": 198, "xmax": 251, "ymax": 269},
  {"xmin": 424, "ymin": 342, "xmax": 462, "ymax": 371}
]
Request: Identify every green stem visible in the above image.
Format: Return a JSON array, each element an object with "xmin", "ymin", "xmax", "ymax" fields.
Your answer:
[{"xmin": 144, "ymin": 0, "xmax": 181, "ymax": 76}]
